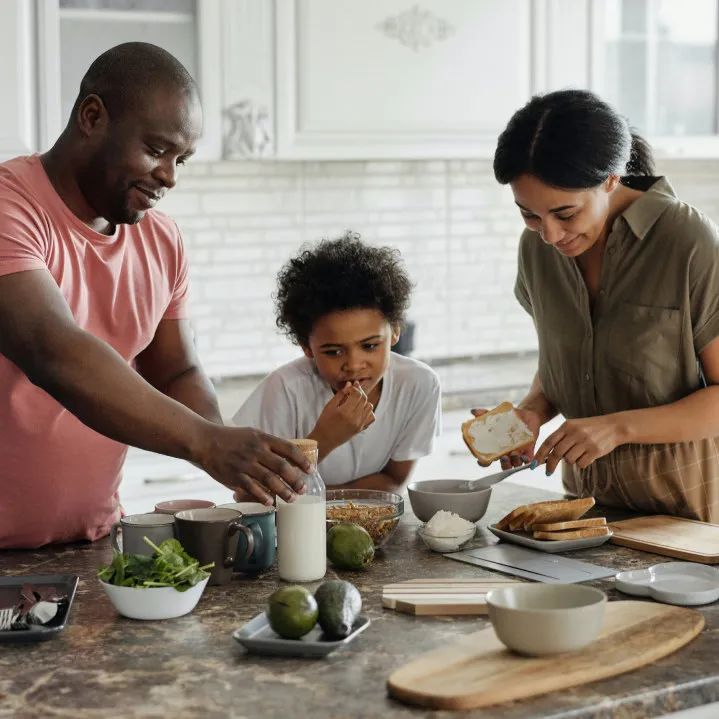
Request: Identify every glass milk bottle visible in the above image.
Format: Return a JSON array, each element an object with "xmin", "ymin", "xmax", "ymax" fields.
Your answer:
[{"xmin": 276, "ymin": 438, "xmax": 326, "ymax": 582}]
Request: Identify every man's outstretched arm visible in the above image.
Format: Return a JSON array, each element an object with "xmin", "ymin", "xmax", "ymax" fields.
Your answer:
[{"xmin": 0, "ymin": 269, "xmax": 309, "ymax": 504}]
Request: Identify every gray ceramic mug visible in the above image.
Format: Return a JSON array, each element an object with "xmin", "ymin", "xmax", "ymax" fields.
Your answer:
[
  {"xmin": 175, "ymin": 508, "xmax": 254, "ymax": 585},
  {"xmin": 110, "ymin": 513, "xmax": 177, "ymax": 556}
]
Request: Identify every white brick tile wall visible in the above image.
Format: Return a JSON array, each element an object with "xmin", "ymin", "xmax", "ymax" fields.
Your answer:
[{"xmin": 168, "ymin": 158, "xmax": 719, "ymax": 379}]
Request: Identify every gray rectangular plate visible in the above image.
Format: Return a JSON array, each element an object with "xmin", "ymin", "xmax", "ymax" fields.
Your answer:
[
  {"xmin": 233, "ymin": 612, "xmax": 370, "ymax": 657},
  {"xmin": 445, "ymin": 544, "xmax": 616, "ymax": 583},
  {"xmin": 488, "ymin": 524, "xmax": 613, "ymax": 553},
  {"xmin": 0, "ymin": 574, "xmax": 79, "ymax": 643}
]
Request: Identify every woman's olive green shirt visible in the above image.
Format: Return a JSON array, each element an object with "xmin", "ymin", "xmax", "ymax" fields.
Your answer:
[{"xmin": 515, "ymin": 177, "xmax": 719, "ymax": 521}]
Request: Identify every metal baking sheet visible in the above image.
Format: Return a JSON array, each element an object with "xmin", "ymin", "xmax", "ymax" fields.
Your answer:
[{"xmin": 445, "ymin": 544, "xmax": 615, "ymax": 583}]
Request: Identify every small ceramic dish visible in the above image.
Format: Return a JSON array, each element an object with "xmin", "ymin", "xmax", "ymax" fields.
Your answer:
[
  {"xmin": 488, "ymin": 524, "xmax": 613, "ymax": 553},
  {"xmin": 0, "ymin": 574, "xmax": 79, "ymax": 644},
  {"xmin": 615, "ymin": 562, "xmax": 719, "ymax": 606},
  {"xmin": 417, "ymin": 525, "xmax": 476, "ymax": 553},
  {"xmin": 233, "ymin": 612, "xmax": 371, "ymax": 657},
  {"xmin": 99, "ymin": 577, "xmax": 209, "ymax": 620},
  {"xmin": 486, "ymin": 584, "xmax": 607, "ymax": 656}
]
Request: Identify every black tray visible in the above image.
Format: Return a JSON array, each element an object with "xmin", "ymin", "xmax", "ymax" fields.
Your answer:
[{"xmin": 0, "ymin": 574, "xmax": 79, "ymax": 644}]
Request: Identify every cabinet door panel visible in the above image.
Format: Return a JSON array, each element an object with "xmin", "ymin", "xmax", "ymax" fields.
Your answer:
[
  {"xmin": 276, "ymin": 0, "xmax": 532, "ymax": 158},
  {"xmin": 0, "ymin": 0, "xmax": 36, "ymax": 159},
  {"xmin": 36, "ymin": 0, "xmax": 223, "ymax": 160}
]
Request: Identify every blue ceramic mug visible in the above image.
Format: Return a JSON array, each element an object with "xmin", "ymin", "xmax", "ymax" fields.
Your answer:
[{"xmin": 219, "ymin": 502, "xmax": 276, "ymax": 572}]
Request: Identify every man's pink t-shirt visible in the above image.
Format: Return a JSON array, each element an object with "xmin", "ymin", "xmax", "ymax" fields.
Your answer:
[{"xmin": 0, "ymin": 155, "xmax": 189, "ymax": 548}]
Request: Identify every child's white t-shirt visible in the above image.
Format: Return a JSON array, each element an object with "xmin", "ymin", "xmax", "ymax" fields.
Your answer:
[{"xmin": 232, "ymin": 353, "xmax": 441, "ymax": 486}]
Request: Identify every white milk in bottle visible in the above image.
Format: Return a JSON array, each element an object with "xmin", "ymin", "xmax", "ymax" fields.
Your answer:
[{"xmin": 277, "ymin": 438, "xmax": 326, "ymax": 582}]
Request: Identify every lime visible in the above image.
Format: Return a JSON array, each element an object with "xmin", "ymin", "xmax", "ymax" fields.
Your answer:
[
  {"xmin": 267, "ymin": 585, "xmax": 319, "ymax": 639},
  {"xmin": 327, "ymin": 522, "xmax": 375, "ymax": 570}
]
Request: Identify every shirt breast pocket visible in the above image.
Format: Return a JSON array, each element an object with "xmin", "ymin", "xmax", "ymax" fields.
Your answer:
[{"xmin": 607, "ymin": 302, "xmax": 684, "ymax": 403}]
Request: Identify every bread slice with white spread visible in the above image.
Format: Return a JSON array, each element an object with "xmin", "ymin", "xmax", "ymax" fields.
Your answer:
[{"xmin": 461, "ymin": 402, "xmax": 534, "ymax": 465}]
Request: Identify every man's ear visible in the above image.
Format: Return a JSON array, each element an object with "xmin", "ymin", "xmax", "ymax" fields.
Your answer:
[
  {"xmin": 302, "ymin": 344, "xmax": 314, "ymax": 360},
  {"xmin": 605, "ymin": 174, "xmax": 620, "ymax": 193},
  {"xmin": 76, "ymin": 94, "xmax": 108, "ymax": 138},
  {"xmin": 390, "ymin": 324, "xmax": 401, "ymax": 346}
]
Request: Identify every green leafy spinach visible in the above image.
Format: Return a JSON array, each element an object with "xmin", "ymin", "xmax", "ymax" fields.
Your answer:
[{"xmin": 97, "ymin": 537, "xmax": 213, "ymax": 592}]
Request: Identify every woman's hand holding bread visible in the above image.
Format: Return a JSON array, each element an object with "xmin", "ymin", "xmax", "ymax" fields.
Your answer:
[
  {"xmin": 309, "ymin": 381, "xmax": 375, "ymax": 459},
  {"xmin": 465, "ymin": 403, "xmax": 542, "ymax": 469}
]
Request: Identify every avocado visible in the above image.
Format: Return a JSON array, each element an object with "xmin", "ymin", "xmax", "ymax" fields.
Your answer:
[
  {"xmin": 267, "ymin": 585, "xmax": 319, "ymax": 639},
  {"xmin": 314, "ymin": 580, "xmax": 362, "ymax": 639},
  {"xmin": 327, "ymin": 522, "xmax": 375, "ymax": 570}
]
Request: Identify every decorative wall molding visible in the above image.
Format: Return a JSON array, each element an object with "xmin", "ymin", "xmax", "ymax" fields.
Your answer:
[
  {"xmin": 223, "ymin": 99, "xmax": 272, "ymax": 159},
  {"xmin": 376, "ymin": 4, "xmax": 454, "ymax": 52}
]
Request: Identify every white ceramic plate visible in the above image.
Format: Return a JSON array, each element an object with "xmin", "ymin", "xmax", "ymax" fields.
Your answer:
[
  {"xmin": 615, "ymin": 562, "xmax": 719, "ymax": 606},
  {"xmin": 488, "ymin": 525, "xmax": 613, "ymax": 553}
]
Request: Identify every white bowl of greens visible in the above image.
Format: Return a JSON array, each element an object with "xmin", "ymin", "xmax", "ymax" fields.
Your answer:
[{"xmin": 98, "ymin": 538, "xmax": 212, "ymax": 620}]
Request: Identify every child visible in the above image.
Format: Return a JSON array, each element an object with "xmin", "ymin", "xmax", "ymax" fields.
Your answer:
[{"xmin": 233, "ymin": 232, "xmax": 441, "ymax": 491}]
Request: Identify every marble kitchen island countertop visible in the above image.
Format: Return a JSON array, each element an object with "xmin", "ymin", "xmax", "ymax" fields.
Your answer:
[{"xmin": 1, "ymin": 483, "xmax": 718, "ymax": 719}]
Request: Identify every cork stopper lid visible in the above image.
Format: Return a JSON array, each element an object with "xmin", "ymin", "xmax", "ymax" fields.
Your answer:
[{"xmin": 289, "ymin": 438, "xmax": 319, "ymax": 463}]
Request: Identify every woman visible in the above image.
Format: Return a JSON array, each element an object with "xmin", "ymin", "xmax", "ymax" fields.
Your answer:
[{"xmin": 490, "ymin": 89, "xmax": 719, "ymax": 521}]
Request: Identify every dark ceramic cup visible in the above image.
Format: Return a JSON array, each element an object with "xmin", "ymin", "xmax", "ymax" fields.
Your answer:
[
  {"xmin": 219, "ymin": 502, "xmax": 277, "ymax": 573},
  {"xmin": 174, "ymin": 508, "xmax": 254, "ymax": 585}
]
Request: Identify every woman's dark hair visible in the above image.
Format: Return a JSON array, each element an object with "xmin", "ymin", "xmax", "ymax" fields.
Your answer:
[
  {"xmin": 493, "ymin": 89, "xmax": 654, "ymax": 188},
  {"xmin": 274, "ymin": 231, "xmax": 413, "ymax": 346}
]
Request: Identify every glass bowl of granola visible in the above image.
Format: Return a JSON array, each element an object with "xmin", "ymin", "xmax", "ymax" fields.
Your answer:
[{"xmin": 326, "ymin": 489, "xmax": 404, "ymax": 548}]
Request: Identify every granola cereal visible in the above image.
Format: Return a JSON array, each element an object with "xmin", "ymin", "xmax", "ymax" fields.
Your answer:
[{"xmin": 326, "ymin": 501, "xmax": 399, "ymax": 545}]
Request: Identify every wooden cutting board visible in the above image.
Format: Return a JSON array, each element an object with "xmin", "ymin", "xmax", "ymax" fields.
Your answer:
[
  {"xmin": 387, "ymin": 601, "xmax": 704, "ymax": 710},
  {"xmin": 382, "ymin": 578, "xmax": 522, "ymax": 616},
  {"xmin": 609, "ymin": 515, "xmax": 719, "ymax": 563}
]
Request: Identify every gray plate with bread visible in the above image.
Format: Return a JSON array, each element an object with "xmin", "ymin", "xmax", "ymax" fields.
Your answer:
[
  {"xmin": 489, "ymin": 495, "xmax": 612, "ymax": 553},
  {"xmin": 488, "ymin": 524, "xmax": 613, "ymax": 553}
]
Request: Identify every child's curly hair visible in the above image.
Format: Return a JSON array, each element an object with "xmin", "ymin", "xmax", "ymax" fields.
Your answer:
[{"xmin": 274, "ymin": 231, "xmax": 413, "ymax": 347}]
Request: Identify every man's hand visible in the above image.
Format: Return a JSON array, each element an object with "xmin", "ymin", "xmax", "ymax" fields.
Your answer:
[
  {"xmin": 470, "ymin": 407, "xmax": 542, "ymax": 469},
  {"xmin": 196, "ymin": 425, "xmax": 311, "ymax": 506},
  {"xmin": 533, "ymin": 415, "xmax": 622, "ymax": 475},
  {"xmin": 309, "ymin": 382, "xmax": 375, "ymax": 459}
]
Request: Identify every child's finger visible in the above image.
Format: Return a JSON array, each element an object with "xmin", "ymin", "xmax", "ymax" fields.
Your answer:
[
  {"xmin": 343, "ymin": 385, "xmax": 366, "ymax": 409},
  {"xmin": 334, "ymin": 382, "xmax": 354, "ymax": 407},
  {"xmin": 353, "ymin": 381, "xmax": 368, "ymax": 400}
]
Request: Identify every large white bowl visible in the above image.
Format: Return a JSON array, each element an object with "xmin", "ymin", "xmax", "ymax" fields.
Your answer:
[
  {"xmin": 100, "ymin": 577, "xmax": 209, "ymax": 620},
  {"xmin": 407, "ymin": 480, "xmax": 491, "ymax": 522},
  {"xmin": 486, "ymin": 584, "xmax": 607, "ymax": 656}
]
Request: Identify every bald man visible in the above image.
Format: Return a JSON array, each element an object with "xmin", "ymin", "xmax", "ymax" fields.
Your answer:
[{"xmin": 0, "ymin": 43, "xmax": 308, "ymax": 548}]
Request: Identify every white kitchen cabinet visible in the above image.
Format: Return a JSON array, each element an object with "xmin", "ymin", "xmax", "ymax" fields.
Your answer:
[
  {"xmin": 0, "ymin": 1, "xmax": 38, "ymax": 160},
  {"xmin": 36, "ymin": 0, "xmax": 223, "ymax": 160},
  {"xmin": 222, "ymin": 0, "xmax": 594, "ymax": 160},
  {"xmin": 276, "ymin": 0, "xmax": 534, "ymax": 159}
]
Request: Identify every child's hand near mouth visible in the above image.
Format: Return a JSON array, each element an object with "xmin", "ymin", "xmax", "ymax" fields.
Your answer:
[{"xmin": 310, "ymin": 381, "xmax": 375, "ymax": 459}]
